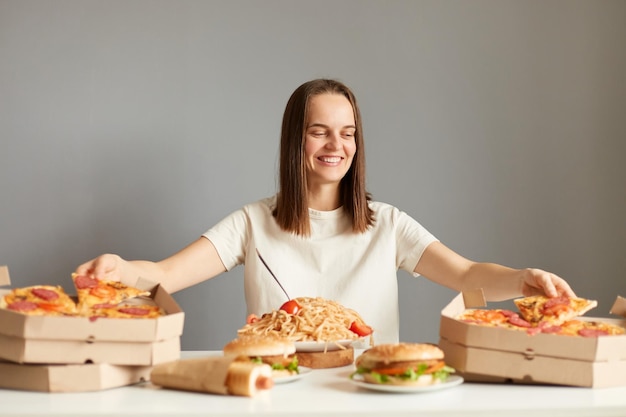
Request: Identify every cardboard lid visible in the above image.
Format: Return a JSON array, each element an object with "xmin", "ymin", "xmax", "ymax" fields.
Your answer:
[
  {"xmin": 0, "ymin": 266, "xmax": 9, "ymax": 287},
  {"xmin": 127, "ymin": 276, "xmax": 159, "ymax": 292},
  {"xmin": 462, "ymin": 288, "xmax": 487, "ymax": 308},
  {"xmin": 609, "ymin": 296, "xmax": 626, "ymax": 318}
]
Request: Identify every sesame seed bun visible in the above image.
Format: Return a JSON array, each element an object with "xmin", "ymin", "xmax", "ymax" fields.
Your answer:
[
  {"xmin": 223, "ymin": 337, "xmax": 299, "ymax": 378},
  {"xmin": 223, "ymin": 336, "xmax": 296, "ymax": 358},
  {"xmin": 223, "ymin": 337, "xmax": 296, "ymax": 357},
  {"xmin": 355, "ymin": 342, "xmax": 443, "ymax": 369}
]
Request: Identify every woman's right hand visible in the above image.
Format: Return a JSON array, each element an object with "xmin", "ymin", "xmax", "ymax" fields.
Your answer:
[{"xmin": 74, "ymin": 254, "xmax": 125, "ymax": 282}]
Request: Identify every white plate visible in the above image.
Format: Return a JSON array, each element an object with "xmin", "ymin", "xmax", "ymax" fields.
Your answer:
[
  {"xmin": 294, "ymin": 339, "xmax": 355, "ymax": 352},
  {"xmin": 273, "ymin": 367, "xmax": 312, "ymax": 384},
  {"xmin": 349, "ymin": 375, "xmax": 464, "ymax": 393}
]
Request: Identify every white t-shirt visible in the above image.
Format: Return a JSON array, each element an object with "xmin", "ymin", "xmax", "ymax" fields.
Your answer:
[{"xmin": 203, "ymin": 195, "xmax": 438, "ymax": 344}]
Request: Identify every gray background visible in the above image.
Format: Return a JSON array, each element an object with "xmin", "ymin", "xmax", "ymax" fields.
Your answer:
[{"xmin": 1, "ymin": 0, "xmax": 624, "ymax": 350}]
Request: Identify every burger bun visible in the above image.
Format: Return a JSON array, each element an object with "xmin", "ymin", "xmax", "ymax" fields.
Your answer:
[
  {"xmin": 355, "ymin": 342, "xmax": 443, "ymax": 369},
  {"xmin": 223, "ymin": 336, "xmax": 298, "ymax": 377},
  {"xmin": 223, "ymin": 336, "xmax": 296, "ymax": 358}
]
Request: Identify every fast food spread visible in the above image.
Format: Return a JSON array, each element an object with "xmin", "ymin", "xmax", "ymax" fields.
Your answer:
[
  {"xmin": 0, "ymin": 275, "xmax": 164, "ymax": 319},
  {"xmin": 237, "ymin": 297, "xmax": 374, "ymax": 348},
  {"xmin": 351, "ymin": 343, "xmax": 456, "ymax": 386},
  {"xmin": 457, "ymin": 295, "xmax": 625, "ymax": 337}
]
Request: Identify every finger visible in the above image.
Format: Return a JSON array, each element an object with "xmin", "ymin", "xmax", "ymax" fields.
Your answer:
[
  {"xmin": 539, "ymin": 272, "xmax": 558, "ymax": 297},
  {"xmin": 554, "ymin": 277, "xmax": 576, "ymax": 298},
  {"xmin": 92, "ymin": 262, "xmax": 113, "ymax": 280},
  {"xmin": 74, "ymin": 261, "xmax": 96, "ymax": 277},
  {"xmin": 91, "ymin": 255, "xmax": 120, "ymax": 280}
]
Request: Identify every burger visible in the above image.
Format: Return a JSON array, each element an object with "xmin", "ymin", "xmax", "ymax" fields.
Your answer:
[
  {"xmin": 351, "ymin": 342, "xmax": 455, "ymax": 386},
  {"xmin": 223, "ymin": 336, "xmax": 299, "ymax": 377}
]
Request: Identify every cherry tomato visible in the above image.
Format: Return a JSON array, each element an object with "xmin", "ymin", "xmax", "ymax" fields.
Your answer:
[
  {"xmin": 246, "ymin": 314, "xmax": 259, "ymax": 324},
  {"xmin": 279, "ymin": 300, "xmax": 302, "ymax": 315},
  {"xmin": 349, "ymin": 321, "xmax": 373, "ymax": 337}
]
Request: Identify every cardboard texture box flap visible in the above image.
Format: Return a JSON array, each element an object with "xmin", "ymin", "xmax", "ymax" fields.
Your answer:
[
  {"xmin": 0, "ymin": 265, "xmax": 9, "ymax": 286},
  {"xmin": 0, "ymin": 266, "xmax": 185, "ymax": 342},
  {"xmin": 610, "ymin": 296, "xmax": 626, "ymax": 317},
  {"xmin": 0, "ymin": 360, "xmax": 152, "ymax": 392}
]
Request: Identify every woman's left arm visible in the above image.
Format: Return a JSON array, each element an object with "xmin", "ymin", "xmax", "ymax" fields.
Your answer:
[{"xmin": 414, "ymin": 241, "xmax": 576, "ymax": 301}]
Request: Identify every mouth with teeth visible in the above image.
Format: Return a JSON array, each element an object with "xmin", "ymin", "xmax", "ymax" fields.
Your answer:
[{"xmin": 318, "ymin": 156, "xmax": 343, "ymax": 165}]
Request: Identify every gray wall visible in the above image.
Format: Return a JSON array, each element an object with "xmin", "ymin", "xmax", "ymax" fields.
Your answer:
[{"xmin": 1, "ymin": 0, "xmax": 625, "ymax": 350}]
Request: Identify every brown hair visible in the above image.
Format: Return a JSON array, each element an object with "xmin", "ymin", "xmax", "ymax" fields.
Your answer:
[{"xmin": 273, "ymin": 79, "xmax": 374, "ymax": 236}]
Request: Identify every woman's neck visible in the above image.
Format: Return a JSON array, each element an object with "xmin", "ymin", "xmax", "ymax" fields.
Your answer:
[{"xmin": 307, "ymin": 184, "xmax": 341, "ymax": 211}]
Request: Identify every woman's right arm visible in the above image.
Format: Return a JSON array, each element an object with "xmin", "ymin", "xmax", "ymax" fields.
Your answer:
[{"xmin": 74, "ymin": 236, "xmax": 226, "ymax": 293}]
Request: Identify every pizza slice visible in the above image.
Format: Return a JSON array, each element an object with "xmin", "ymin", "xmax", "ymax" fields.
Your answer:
[
  {"xmin": 513, "ymin": 295, "xmax": 597, "ymax": 326},
  {"xmin": 71, "ymin": 273, "xmax": 151, "ymax": 312},
  {"xmin": 566, "ymin": 319, "xmax": 626, "ymax": 337},
  {"xmin": 457, "ymin": 308, "xmax": 532, "ymax": 330},
  {"xmin": 88, "ymin": 303, "xmax": 166, "ymax": 319},
  {"xmin": 0, "ymin": 285, "xmax": 78, "ymax": 316}
]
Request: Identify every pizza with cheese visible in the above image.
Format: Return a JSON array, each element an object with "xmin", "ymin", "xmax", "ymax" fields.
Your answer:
[
  {"xmin": 1, "ymin": 275, "xmax": 163, "ymax": 319},
  {"xmin": 513, "ymin": 295, "xmax": 597, "ymax": 325},
  {"xmin": 71, "ymin": 273, "xmax": 151, "ymax": 312},
  {"xmin": 89, "ymin": 303, "xmax": 165, "ymax": 319},
  {"xmin": 525, "ymin": 319, "xmax": 626, "ymax": 337},
  {"xmin": 0, "ymin": 285, "xmax": 77, "ymax": 316},
  {"xmin": 455, "ymin": 294, "xmax": 625, "ymax": 337},
  {"xmin": 457, "ymin": 308, "xmax": 532, "ymax": 330},
  {"xmin": 559, "ymin": 319, "xmax": 625, "ymax": 337}
]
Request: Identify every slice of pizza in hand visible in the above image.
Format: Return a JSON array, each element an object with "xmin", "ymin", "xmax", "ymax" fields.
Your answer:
[
  {"xmin": 71, "ymin": 273, "xmax": 151, "ymax": 311},
  {"xmin": 0, "ymin": 285, "xmax": 78, "ymax": 316},
  {"xmin": 514, "ymin": 295, "xmax": 598, "ymax": 326}
]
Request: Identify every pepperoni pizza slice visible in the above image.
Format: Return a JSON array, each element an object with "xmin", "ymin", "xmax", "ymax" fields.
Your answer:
[
  {"xmin": 513, "ymin": 295, "xmax": 597, "ymax": 326},
  {"xmin": 558, "ymin": 319, "xmax": 626, "ymax": 337},
  {"xmin": 71, "ymin": 273, "xmax": 151, "ymax": 313},
  {"xmin": 88, "ymin": 303, "xmax": 165, "ymax": 319},
  {"xmin": 0, "ymin": 285, "xmax": 78, "ymax": 316},
  {"xmin": 457, "ymin": 308, "xmax": 532, "ymax": 331}
]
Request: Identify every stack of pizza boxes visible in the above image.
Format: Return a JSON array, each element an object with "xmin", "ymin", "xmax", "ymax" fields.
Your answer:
[
  {"xmin": 0, "ymin": 265, "xmax": 184, "ymax": 392},
  {"xmin": 438, "ymin": 289, "xmax": 626, "ymax": 387}
]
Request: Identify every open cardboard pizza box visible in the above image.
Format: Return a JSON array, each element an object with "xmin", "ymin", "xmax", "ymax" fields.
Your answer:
[
  {"xmin": 438, "ymin": 289, "xmax": 626, "ymax": 388},
  {"xmin": 0, "ymin": 359, "xmax": 152, "ymax": 392},
  {"xmin": 0, "ymin": 265, "xmax": 184, "ymax": 365}
]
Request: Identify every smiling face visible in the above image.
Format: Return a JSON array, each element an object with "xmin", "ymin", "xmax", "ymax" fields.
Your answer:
[{"xmin": 304, "ymin": 93, "xmax": 357, "ymax": 190}]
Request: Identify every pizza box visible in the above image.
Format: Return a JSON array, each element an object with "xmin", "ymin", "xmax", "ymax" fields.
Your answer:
[
  {"xmin": 0, "ymin": 331, "xmax": 181, "ymax": 365},
  {"xmin": 0, "ymin": 265, "xmax": 185, "ymax": 342},
  {"xmin": 0, "ymin": 359, "xmax": 152, "ymax": 392},
  {"xmin": 438, "ymin": 290, "xmax": 626, "ymax": 387},
  {"xmin": 0, "ymin": 265, "xmax": 184, "ymax": 366}
]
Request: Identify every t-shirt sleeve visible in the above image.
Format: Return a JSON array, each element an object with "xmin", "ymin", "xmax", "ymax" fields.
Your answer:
[
  {"xmin": 202, "ymin": 208, "xmax": 249, "ymax": 271},
  {"xmin": 393, "ymin": 209, "xmax": 439, "ymax": 277}
]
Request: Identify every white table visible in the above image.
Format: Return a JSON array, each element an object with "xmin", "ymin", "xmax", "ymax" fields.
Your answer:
[{"xmin": 2, "ymin": 351, "xmax": 626, "ymax": 417}]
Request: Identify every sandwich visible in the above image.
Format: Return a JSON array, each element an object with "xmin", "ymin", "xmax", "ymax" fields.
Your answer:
[
  {"xmin": 223, "ymin": 336, "xmax": 299, "ymax": 377},
  {"xmin": 351, "ymin": 342, "xmax": 455, "ymax": 386}
]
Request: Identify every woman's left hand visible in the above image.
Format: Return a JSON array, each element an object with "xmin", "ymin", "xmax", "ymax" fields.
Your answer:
[{"xmin": 520, "ymin": 268, "xmax": 576, "ymax": 298}]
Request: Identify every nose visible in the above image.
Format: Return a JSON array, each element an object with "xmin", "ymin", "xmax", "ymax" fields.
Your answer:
[{"xmin": 325, "ymin": 132, "xmax": 341, "ymax": 149}]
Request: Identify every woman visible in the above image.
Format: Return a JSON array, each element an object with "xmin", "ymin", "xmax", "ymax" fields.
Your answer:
[{"xmin": 75, "ymin": 78, "xmax": 575, "ymax": 343}]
